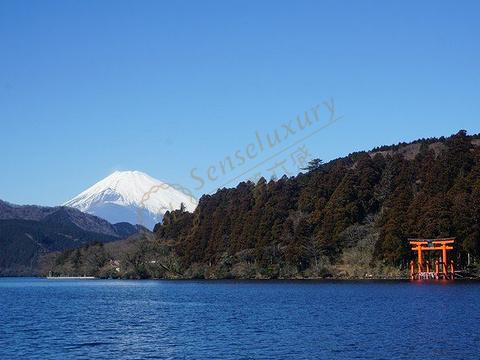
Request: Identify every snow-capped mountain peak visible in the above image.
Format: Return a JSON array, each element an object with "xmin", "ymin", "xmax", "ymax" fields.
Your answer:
[{"xmin": 64, "ymin": 170, "xmax": 197, "ymax": 229}]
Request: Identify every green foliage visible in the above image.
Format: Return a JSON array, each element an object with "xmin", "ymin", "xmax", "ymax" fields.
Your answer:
[
  {"xmin": 49, "ymin": 132, "xmax": 480, "ymax": 279},
  {"xmin": 302, "ymin": 158, "xmax": 324, "ymax": 172},
  {"xmin": 154, "ymin": 132, "xmax": 480, "ymax": 272}
]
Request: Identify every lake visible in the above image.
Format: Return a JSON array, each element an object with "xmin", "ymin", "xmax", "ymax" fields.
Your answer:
[{"xmin": 0, "ymin": 278, "xmax": 479, "ymax": 359}]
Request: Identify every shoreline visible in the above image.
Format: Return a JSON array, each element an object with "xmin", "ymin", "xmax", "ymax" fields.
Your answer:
[{"xmin": 2, "ymin": 275, "xmax": 479, "ymax": 282}]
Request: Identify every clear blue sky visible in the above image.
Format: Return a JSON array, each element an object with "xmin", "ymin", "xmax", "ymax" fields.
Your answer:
[{"xmin": 1, "ymin": 0, "xmax": 479, "ymax": 206}]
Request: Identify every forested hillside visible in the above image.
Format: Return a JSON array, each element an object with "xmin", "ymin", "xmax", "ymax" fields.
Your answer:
[
  {"xmin": 51, "ymin": 131, "xmax": 480, "ymax": 279},
  {"xmin": 153, "ymin": 131, "xmax": 480, "ymax": 277},
  {"xmin": 0, "ymin": 201, "xmax": 143, "ymax": 275}
]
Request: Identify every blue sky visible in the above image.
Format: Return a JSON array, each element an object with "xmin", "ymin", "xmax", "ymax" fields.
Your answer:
[{"xmin": 1, "ymin": 0, "xmax": 479, "ymax": 206}]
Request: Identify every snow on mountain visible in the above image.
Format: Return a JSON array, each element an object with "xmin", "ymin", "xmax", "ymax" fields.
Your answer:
[{"xmin": 64, "ymin": 171, "xmax": 197, "ymax": 230}]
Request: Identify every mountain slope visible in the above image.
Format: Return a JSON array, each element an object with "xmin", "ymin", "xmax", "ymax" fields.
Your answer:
[
  {"xmin": 48, "ymin": 131, "xmax": 480, "ymax": 280},
  {"xmin": 64, "ymin": 170, "xmax": 197, "ymax": 229},
  {"xmin": 0, "ymin": 200, "xmax": 144, "ymax": 275},
  {"xmin": 151, "ymin": 131, "xmax": 480, "ymax": 278}
]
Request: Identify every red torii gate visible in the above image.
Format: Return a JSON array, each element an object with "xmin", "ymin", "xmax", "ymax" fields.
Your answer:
[{"xmin": 408, "ymin": 238, "xmax": 455, "ymax": 280}]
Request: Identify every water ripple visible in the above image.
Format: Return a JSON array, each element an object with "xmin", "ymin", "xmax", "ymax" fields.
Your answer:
[{"xmin": 0, "ymin": 279, "xmax": 479, "ymax": 359}]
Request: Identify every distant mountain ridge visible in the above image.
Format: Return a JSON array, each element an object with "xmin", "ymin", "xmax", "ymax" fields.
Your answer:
[
  {"xmin": 0, "ymin": 200, "xmax": 145, "ymax": 275},
  {"xmin": 64, "ymin": 170, "xmax": 198, "ymax": 230}
]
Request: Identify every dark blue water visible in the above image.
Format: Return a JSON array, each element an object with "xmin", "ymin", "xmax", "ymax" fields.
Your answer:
[{"xmin": 1, "ymin": 279, "xmax": 479, "ymax": 359}]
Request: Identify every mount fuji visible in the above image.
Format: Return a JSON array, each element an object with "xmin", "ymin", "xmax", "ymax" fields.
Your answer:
[{"xmin": 64, "ymin": 171, "xmax": 197, "ymax": 230}]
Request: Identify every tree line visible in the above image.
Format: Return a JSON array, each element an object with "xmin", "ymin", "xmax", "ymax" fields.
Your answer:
[
  {"xmin": 51, "ymin": 131, "xmax": 480, "ymax": 279},
  {"xmin": 154, "ymin": 131, "xmax": 480, "ymax": 276}
]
